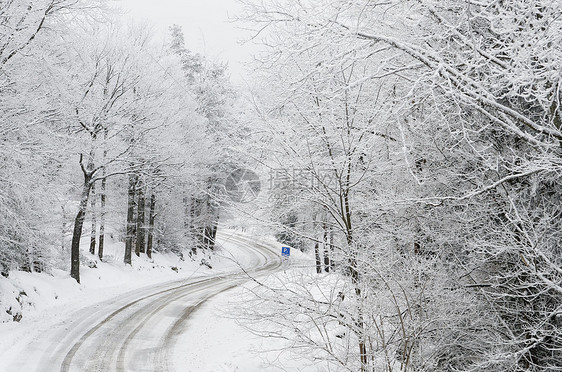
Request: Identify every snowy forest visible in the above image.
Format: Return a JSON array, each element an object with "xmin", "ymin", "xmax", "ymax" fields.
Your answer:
[
  {"xmin": 1, "ymin": 0, "xmax": 561, "ymax": 371},
  {"xmin": 0, "ymin": 1, "xmax": 237, "ymax": 284}
]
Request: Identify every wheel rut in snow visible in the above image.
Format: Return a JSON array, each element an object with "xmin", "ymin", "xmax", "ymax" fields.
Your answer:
[{"xmin": 57, "ymin": 234, "xmax": 281, "ymax": 372}]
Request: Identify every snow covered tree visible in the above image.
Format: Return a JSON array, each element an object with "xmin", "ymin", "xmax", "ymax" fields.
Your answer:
[
  {"xmin": 241, "ymin": 28, "xmax": 412, "ymax": 370},
  {"xmin": 49, "ymin": 19, "xmax": 202, "ymax": 280},
  {"xmin": 168, "ymin": 24, "xmax": 236, "ymax": 253},
  {"xmin": 240, "ymin": 0, "xmax": 562, "ymax": 370},
  {"xmin": 0, "ymin": 0, "xmax": 105, "ymax": 276}
]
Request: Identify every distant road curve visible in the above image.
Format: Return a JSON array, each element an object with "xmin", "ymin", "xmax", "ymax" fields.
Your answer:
[{"xmin": 4, "ymin": 231, "xmax": 281, "ymax": 372}]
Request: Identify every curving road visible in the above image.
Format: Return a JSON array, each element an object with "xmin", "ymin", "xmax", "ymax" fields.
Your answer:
[{"xmin": 4, "ymin": 232, "xmax": 281, "ymax": 372}]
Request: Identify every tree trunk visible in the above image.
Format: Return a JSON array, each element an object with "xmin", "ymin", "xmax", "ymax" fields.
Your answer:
[
  {"xmin": 124, "ymin": 174, "xmax": 137, "ymax": 265},
  {"xmin": 61, "ymin": 205, "xmax": 67, "ymax": 252},
  {"xmin": 98, "ymin": 177, "xmax": 106, "ymax": 260},
  {"xmin": 209, "ymin": 222, "xmax": 218, "ymax": 250},
  {"xmin": 207, "ymin": 195, "xmax": 220, "ymax": 250},
  {"xmin": 342, "ymin": 179, "xmax": 367, "ymax": 371},
  {"xmin": 136, "ymin": 182, "xmax": 145, "ymax": 255},
  {"xmin": 314, "ymin": 241, "xmax": 322, "ymax": 274},
  {"xmin": 89, "ymin": 181, "xmax": 96, "ymax": 255},
  {"xmin": 329, "ymin": 228, "xmax": 335, "ymax": 271},
  {"xmin": 203, "ymin": 226, "xmax": 211, "ymax": 249},
  {"xmin": 210, "ymin": 201, "xmax": 220, "ymax": 250},
  {"xmin": 204, "ymin": 205, "xmax": 219, "ymax": 251},
  {"xmin": 189, "ymin": 197, "xmax": 200, "ymax": 255},
  {"xmin": 22, "ymin": 249, "xmax": 32, "ymax": 273},
  {"xmin": 183, "ymin": 195, "xmax": 190, "ymax": 238},
  {"xmin": 347, "ymin": 247, "xmax": 367, "ymax": 371},
  {"xmin": 323, "ymin": 222, "xmax": 330, "ymax": 272},
  {"xmin": 146, "ymin": 193, "xmax": 156, "ymax": 259},
  {"xmin": 98, "ymin": 130, "xmax": 108, "ymax": 260},
  {"xmin": 70, "ymin": 174, "xmax": 92, "ymax": 283}
]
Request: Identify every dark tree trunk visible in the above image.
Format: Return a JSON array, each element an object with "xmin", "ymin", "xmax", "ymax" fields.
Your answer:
[
  {"xmin": 183, "ymin": 195, "xmax": 190, "ymax": 238},
  {"xmin": 98, "ymin": 177, "xmax": 106, "ymax": 260},
  {"xmin": 97, "ymin": 130, "xmax": 108, "ymax": 260},
  {"xmin": 314, "ymin": 241, "xmax": 322, "ymax": 274},
  {"xmin": 323, "ymin": 222, "xmax": 330, "ymax": 272},
  {"xmin": 413, "ymin": 240, "xmax": 421, "ymax": 255},
  {"xmin": 89, "ymin": 181, "xmax": 96, "ymax": 255},
  {"xmin": 203, "ymin": 226, "xmax": 210, "ymax": 248},
  {"xmin": 136, "ymin": 182, "xmax": 145, "ymax": 255},
  {"xmin": 146, "ymin": 193, "xmax": 156, "ymax": 259},
  {"xmin": 345, "ymin": 238, "xmax": 367, "ymax": 371},
  {"xmin": 202, "ymin": 193, "xmax": 220, "ymax": 250},
  {"xmin": 329, "ymin": 228, "xmax": 335, "ymax": 270},
  {"xmin": 124, "ymin": 174, "xmax": 137, "ymax": 265},
  {"xmin": 209, "ymin": 222, "xmax": 218, "ymax": 250},
  {"xmin": 199, "ymin": 226, "xmax": 207, "ymax": 248},
  {"xmin": 342, "ymin": 167, "xmax": 367, "ymax": 371},
  {"xmin": 189, "ymin": 197, "xmax": 201, "ymax": 254},
  {"xmin": 209, "ymin": 202, "xmax": 220, "ymax": 250},
  {"xmin": 61, "ymin": 205, "xmax": 67, "ymax": 252},
  {"xmin": 22, "ymin": 248, "xmax": 33, "ymax": 273},
  {"xmin": 71, "ymin": 171, "xmax": 93, "ymax": 283}
]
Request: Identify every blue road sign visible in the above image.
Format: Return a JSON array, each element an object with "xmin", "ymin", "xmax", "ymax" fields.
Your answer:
[{"xmin": 281, "ymin": 246, "xmax": 291, "ymax": 257}]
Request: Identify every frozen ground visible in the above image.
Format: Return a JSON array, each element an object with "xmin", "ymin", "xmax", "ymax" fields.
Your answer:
[
  {"xmin": 173, "ymin": 230, "xmax": 318, "ymax": 372},
  {"xmin": 173, "ymin": 283, "xmax": 319, "ymax": 372},
  {"xmin": 0, "ymin": 228, "xmax": 317, "ymax": 371}
]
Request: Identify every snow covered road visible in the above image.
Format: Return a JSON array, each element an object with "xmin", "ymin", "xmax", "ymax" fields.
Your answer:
[{"xmin": 1, "ymin": 232, "xmax": 282, "ymax": 372}]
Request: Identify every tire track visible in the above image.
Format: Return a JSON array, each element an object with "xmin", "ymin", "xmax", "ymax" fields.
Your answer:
[
  {"xmin": 57, "ymin": 232, "xmax": 281, "ymax": 372},
  {"xmin": 60, "ymin": 277, "xmax": 218, "ymax": 371}
]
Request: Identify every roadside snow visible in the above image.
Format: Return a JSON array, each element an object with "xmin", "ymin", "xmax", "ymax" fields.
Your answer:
[
  {"xmin": 172, "ymin": 234, "xmax": 320, "ymax": 372},
  {"xmin": 0, "ymin": 229, "xmax": 268, "ymax": 368},
  {"xmin": 0, "ymin": 228, "xmax": 319, "ymax": 371},
  {"xmin": 172, "ymin": 283, "xmax": 319, "ymax": 372}
]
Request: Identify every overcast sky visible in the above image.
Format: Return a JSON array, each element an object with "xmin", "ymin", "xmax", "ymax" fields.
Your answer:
[{"xmin": 119, "ymin": 0, "xmax": 256, "ymax": 82}]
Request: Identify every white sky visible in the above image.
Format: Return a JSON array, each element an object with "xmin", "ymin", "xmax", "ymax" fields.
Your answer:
[{"xmin": 119, "ymin": 0, "xmax": 256, "ymax": 83}]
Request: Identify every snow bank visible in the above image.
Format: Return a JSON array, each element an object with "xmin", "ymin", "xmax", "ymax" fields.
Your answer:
[
  {"xmin": 0, "ymin": 229, "xmax": 261, "ymax": 326},
  {"xmin": 172, "ymin": 284, "xmax": 319, "ymax": 372}
]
